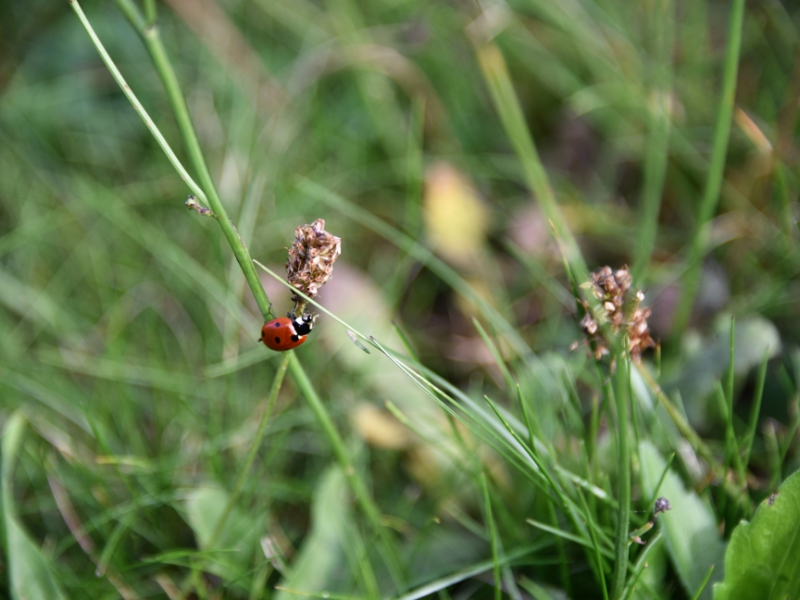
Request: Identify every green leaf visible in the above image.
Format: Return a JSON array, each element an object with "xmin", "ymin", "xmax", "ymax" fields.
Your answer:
[
  {"xmin": 185, "ymin": 486, "xmax": 262, "ymax": 580},
  {"xmin": 639, "ymin": 441, "xmax": 726, "ymax": 600},
  {"xmin": 713, "ymin": 470, "xmax": 800, "ymax": 600},
  {"xmin": 275, "ymin": 467, "xmax": 350, "ymax": 600},
  {"xmin": 2, "ymin": 412, "xmax": 68, "ymax": 600}
]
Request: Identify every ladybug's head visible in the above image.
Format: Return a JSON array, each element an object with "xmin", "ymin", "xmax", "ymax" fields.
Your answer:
[{"xmin": 289, "ymin": 312, "xmax": 316, "ymax": 336}]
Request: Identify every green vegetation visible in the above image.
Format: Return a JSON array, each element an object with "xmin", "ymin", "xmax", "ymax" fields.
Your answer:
[{"xmin": 1, "ymin": 0, "xmax": 799, "ymax": 598}]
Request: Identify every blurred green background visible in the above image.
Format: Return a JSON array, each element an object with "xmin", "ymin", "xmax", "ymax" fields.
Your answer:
[{"xmin": 1, "ymin": 0, "xmax": 799, "ymax": 598}]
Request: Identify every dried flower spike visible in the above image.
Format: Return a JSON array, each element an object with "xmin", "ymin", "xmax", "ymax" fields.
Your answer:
[
  {"xmin": 286, "ymin": 218, "xmax": 341, "ymax": 313},
  {"xmin": 578, "ymin": 266, "xmax": 655, "ymax": 362}
]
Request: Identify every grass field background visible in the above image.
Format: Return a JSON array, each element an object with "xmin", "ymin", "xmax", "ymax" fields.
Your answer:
[{"xmin": 1, "ymin": 0, "xmax": 799, "ymax": 598}]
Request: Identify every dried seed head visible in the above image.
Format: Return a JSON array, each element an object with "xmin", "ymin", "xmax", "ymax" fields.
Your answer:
[
  {"xmin": 578, "ymin": 266, "xmax": 655, "ymax": 362},
  {"xmin": 285, "ymin": 219, "xmax": 341, "ymax": 311}
]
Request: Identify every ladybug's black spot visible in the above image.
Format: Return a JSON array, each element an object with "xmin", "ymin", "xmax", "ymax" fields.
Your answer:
[
  {"xmin": 274, "ymin": 337, "xmax": 281, "ymax": 344},
  {"xmin": 291, "ymin": 334, "xmax": 299, "ymax": 342},
  {"xmin": 274, "ymin": 322, "xmax": 281, "ymax": 327}
]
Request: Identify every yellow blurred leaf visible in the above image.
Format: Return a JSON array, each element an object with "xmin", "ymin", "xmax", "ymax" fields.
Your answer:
[
  {"xmin": 424, "ymin": 162, "xmax": 489, "ymax": 267},
  {"xmin": 352, "ymin": 404, "xmax": 412, "ymax": 450}
]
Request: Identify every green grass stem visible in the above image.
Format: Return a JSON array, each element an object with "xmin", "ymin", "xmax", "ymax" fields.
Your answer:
[
  {"xmin": 206, "ymin": 352, "xmax": 290, "ymax": 549},
  {"xmin": 742, "ymin": 350, "xmax": 769, "ymax": 471},
  {"xmin": 474, "ymin": 43, "xmax": 585, "ymax": 276},
  {"xmin": 610, "ymin": 358, "xmax": 632, "ymax": 600},
  {"xmin": 70, "ymin": 1, "xmax": 203, "ymax": 200},
  {"xmin": 288, "ymin": 353, "xmax": 403, "ymax": 586},
  {"xmin": 672, "ymin": 0, "xmax": 746, "ymax": 338},
  {"xmin": 620, "ymin": 531, "xmax": 663, "ymax": 600},
  {"xmin": 480, "ymin": 473, "xmax": 502, "ymax": 600},
  {"xmin": 632, "ymin": 0, "xmax": 674, "ymax": 282}
]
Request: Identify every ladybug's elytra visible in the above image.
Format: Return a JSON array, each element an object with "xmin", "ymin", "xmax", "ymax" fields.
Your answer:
[{"xmin": 260, "ymin": 313, "xmax": 315, "ymax": 351}]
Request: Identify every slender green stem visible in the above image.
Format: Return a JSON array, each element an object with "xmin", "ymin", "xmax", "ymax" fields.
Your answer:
[
  {"xmin": 139, "ymin": 22, "xmax": 274, "ymax": 320},
  {"xmin": 725, "ymin": 318, "xmax": 745, "ymax": 484},
  {"xmin": 112, "ymin": 0, "xmax": 146, "ymax": 31},
  {"xmin": 142, "ymin": 0, "xmax": 157, "ymax": 25},
  {"xmin": 70, "ymin": 1, "xmax": 204, "ymax": 201},
  {"xmin": 103, "ymin": 0, "xmax": 274, "ymax": 321},
  {"xmin": 672, "ymin": 0, "xmax": 746, "ymax": 338},
  {"xmin": 742, "ymin": 351, "xmax": 769, "ymax": 471},
  {"xmin": 470, "ymin": 44, "xmax": 624, "ymax": 357},
  {"xmin": 620, "ymin": 531, "xmax": 663, "ymax": 600},
  {"xmin": 207, "ymin": 353, "xmax": 290, "ymax": 549},
  {"xmin": 632, "ymin": 0, "xmax": 673, "ymax": 282},
  {"xmin": 474, "ymin": 43, "xmax": 587, "ymax": 284},
  {"xmin": 481, "ymin": 473, "xmax": 502, "ymax": 600},
  {"xmin": 725, "ymin": 317, "xmax": 736, "ymax": 415},
  {"xmin": 288, "ymin": 353, "xmax": 403, "ymax": 585},
  {"xmin": 576, "ymin": 485, "xmax": 608, "ymax": 600},
  {"xmin": 610, "ymin": 357, "xmax": 631, "ymax": 600},
  {"xmin": 690, "ymin": 565, "xmax": 716, "ymax": 600}
]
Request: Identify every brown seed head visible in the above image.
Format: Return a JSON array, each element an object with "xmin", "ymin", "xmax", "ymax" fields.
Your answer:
[
  {"xmin": 579, "ymin": 266, "xmax": 655, "ymax": 362},
  {"xmin": 286, "ymin": 219, "xmax": 341, "ymax": 309}
]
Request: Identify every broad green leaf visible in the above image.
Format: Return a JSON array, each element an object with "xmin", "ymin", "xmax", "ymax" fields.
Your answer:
[
  {"xmin": 185, "ymin": 486, "xmax": 262, "ymax": 580},
  {"xmin": 713, "ymin": 470, "xmax": 800, "ymax": 600},
  {"xmin": 275, "ymin": 467, "xmax": 350, "ymax": 600},
  {"xmin": 2, "ymin": 412, "xmax": 68, "ymax": 600},
  {"xmin": 639, "ymin": 441, "xmax": 725, "ymax": 600}
]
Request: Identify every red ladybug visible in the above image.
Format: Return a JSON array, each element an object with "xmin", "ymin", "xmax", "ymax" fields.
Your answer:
[{"xmin": 260, "ymin": 313, "xmax": 315, "ymax": 351}]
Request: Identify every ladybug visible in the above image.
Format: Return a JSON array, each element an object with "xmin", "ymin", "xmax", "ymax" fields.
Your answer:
[{"xmin": 260, "ymin": 312, "xmax": 315, "ymax": 351}]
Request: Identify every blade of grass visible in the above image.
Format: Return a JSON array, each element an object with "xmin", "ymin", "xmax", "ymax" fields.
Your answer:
[
  {"xmin": 393, "ymin": 544, "xmax": 546, "ymax": 600},
  {"xmin": 2, "ymin": 414, "xmax": 69, "ymax": 600},
  {"xmin": 576, "ymin": 485, "xmax": 610, "ymax": 600},
  {"xmin": 610, "ymin": 356, "xmax": 632, "ymax": 600},
  {"xmin": 482, "ymin": 394, "xmax": 615, "ymax": 563},
  {"xmin": 632, "ymin": 0, "xmax": 674, "ymax": 282},
  {"xmin": 526, "ymin": 519, "xmax": 613, "ymax": 560},
  {"xmin": 117, "ymin": 0, "xmax": 274, "ymax": 320},
  {"xmin": 287, "ymin": 353, "xmax": 403, "ymax": 586},
  {"xmin": 689, "ymin": 566, "xmax": 715, "ymax": 600},
  {"xmin": 385, "ymin": 95, "xmax": 425, "ymax": 310},
  {"xmin": 473, "ymin": 318, "xmax": 517, "ymax": 394},
  {"xmin": 473, "ymin": 42, "xmax": 587, "ymax": 281},
  {"xmin": 381, "ymin": 337, "xmax": 606, "ymax": 544},
  {"xmin": 70, "ymin": 1, "xmax": 203, "ymax": 199},
  {"xmin": 503, "ymin": 240, "xmax": 574, "ymax": 309},
  {"xmin": 75, "ymin": 0, "xmax": 273, "ymax": 321},
  {"xmin": 620, "ymin": 531, "xmax": 663, "ymax": 600},
  {"xmin": 206, "ymin": 353, "xmax": 291, "ymax": 549},
  {"xmin": 635, "ymin": 362, "xmax": 750, "ymax": 512},
  {"xmin": 779, "ymin": 394, "xmax": 800, "ymax": 467},
  {"xmin": 672, "ymin": 0, "xmax": 746, "ymax": 338},
  {"xmin": 764, "ymin": 421, "xmax": 782, "ymax": 490},
  {"xmin": 741, "ymin": 349, "xmax": 769, "ymax": 471},
  {"xmin": 480, "ymin": 473, "xmax": 502, "ymax": 600},
  {"xmin": 516, "ymin": 384, "xmax": 542, "ymax": 456},
  {"xmin": 725, "ymin": 319, "xmax": 745, "ymax": 484}
]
